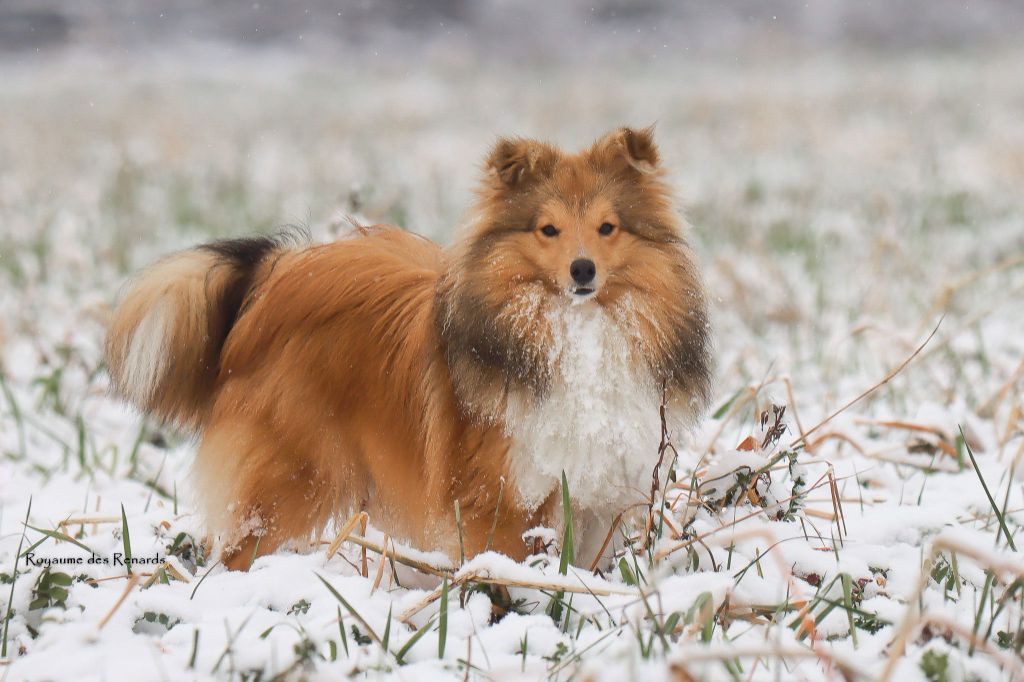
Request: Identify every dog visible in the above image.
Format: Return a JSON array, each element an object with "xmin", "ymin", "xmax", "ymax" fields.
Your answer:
[{"xmin": 105, "ymin": 126, "xmax": 712, "ymax": 570}]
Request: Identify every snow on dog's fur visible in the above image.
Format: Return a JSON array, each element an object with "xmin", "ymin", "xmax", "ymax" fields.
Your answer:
[{"xmin": 105, "ymin": 127, "xmax": 712, "ymax": 569}]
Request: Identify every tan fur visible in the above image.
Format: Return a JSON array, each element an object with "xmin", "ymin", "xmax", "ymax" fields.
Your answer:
[{"xmin": 105, "ymin": 127, "xmax": 712, "ymax": 570}]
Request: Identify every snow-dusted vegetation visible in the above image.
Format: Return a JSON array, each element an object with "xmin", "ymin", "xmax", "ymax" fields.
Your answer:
[{"xmin": 2, "ymin": 44, "xmax": 1024, "ymax": 680}]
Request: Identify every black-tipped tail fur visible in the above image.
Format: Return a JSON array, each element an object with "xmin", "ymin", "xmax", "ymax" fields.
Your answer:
[{"xmin": 105, "ymin": 231, "xmax": 303, "ymax": 430}]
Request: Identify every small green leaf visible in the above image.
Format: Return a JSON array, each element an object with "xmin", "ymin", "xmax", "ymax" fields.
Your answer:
[
  {"xmin": 662, "ymin": 611, "xmax": 681, "ymax": 636},
  {"xmin": 618, "ymin": 557, "xmax": 637, "ymax": 586},
  {"xmin": 685, "ymin": 592, "xmax": 712, "ymax": 625},
  {"xmin": 712, "ymin": 388, "xmax": 743, "ymax": 419}
]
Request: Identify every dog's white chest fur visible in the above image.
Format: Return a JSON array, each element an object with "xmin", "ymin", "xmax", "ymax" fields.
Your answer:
[{"xmin": 503, "ymin": 303, "xmax": 669, "ymax": 514}]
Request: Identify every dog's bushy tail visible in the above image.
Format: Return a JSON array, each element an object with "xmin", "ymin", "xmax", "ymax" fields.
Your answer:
[{"xmin": 105, "ymin": 234, "xmax": 298, "ymax": 431}]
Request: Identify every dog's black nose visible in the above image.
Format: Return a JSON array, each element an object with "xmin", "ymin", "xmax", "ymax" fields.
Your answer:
[{"xmin": 570, "ymin": 259, "xmax": 596, "ymax": 286}]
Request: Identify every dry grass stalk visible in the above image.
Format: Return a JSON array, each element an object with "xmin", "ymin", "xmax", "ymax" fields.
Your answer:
[
  {"xmin": 804, "ymin": 430, "xmax": 867, "ymax": 456},
  {"xmin": 470, "ymin": 572, "xmax": 635, "ymax": 597},
  {"xmin": 920, "ymin": 287, "xmax": 1024, "ymax": 382},
  {"xmin": 588, "ymin": 511, "xmax": 624, "ymax": 573},
  {"xmin": 96, "ymin": 573, "xmax": 141, "ymax": 630},
  {"xmin": 318, "ymin": 533, "xmax": 452, "ymax": 577},
  {"xmin": 855, "ymin": 418, "xmax": 949, "ymax": 439},
  {"xmin": 398, "ymin": 572, "xmax": 475, "ymax": 624},
  {"xmin": 958, "ymin": 505, "xmax": 1024, "ymax": 526},
  {"xmin": 658, "ymin": 510, "xmax": 685, "ymax": 538},
  {"xmin": 923, "ymin": 254, "xmax": 1024, "ymax": 334},
  {"xmin": 641, "ymin": 381, "xmax": 677, "ymax": 554},
  {"xmin": 782, "ymin": 376, "xmax": 806, "ymax": 442},
  {"xmin": 140, "ymin": 561, "xmax": 192, "ymax": 588},
  {"xmin": 325, "ymin": 511, "xmax": 368, "ymax": 561},
  {"xmin": 854, "ymin": 418, "xmax": 960, "ymax": 458},
  {"xmin": 1001, "ymin": 402, "xmax": 1022, "ymax": 448},
  {"xmin": 790, "ymin": 318, "xmax": 942, "ymax": 451},
  {"xmin": 862, "ymin": 448, "xmax": 961, "ymax": 472},
  {"xmin": 827, "ymin": 468, "xmax": 847, "ymax": 540},
  {"xmin": 359, "ymin": 514, "xmax": 368, "ymax": 578},
  {"xmin": 978, "ymin": 357, "xmax": 1024, "ymax": 419},
  {"xmin": 370, "ymin": 534, "xmax": 390, "ymax": 594},
  {"xmin": 86, "ymin": 573, "xmax": 149, "ymax": 585},
  {"xmin": 57, "ymin": 516, "xmax": 121, "ymax": 528},
  {"xmin": 400, "ymin": 569, "xmax": 637, "ymax": 624}
]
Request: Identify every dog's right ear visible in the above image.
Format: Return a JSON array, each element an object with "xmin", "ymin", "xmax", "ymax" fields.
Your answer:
[{"xmin": 485, "ymin": 137, "xmax": 558, "ymax": 189}]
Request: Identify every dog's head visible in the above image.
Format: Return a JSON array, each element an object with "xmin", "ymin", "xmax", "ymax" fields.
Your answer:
[
  {"xmin": 468, "ymin": 126, "xmax": 681, "ymax": 304},
  {"xmin": 438, "ymin": 127, "xmax": 711, "ymax": 418}
]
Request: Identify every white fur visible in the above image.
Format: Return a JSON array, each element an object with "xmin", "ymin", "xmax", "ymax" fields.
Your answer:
[
  {"xmin": 122, "ymin": 298, "xmax": 172, "ymax": 405},
  {"xmin": 504, "ymin": 300, "xmax": 685, "ymax": 551}
]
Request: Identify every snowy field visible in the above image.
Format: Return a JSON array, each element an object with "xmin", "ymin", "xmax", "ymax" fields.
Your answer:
[{"xmin": 2, "ymin": 49, "xmax": 1024, "ymax": 681}]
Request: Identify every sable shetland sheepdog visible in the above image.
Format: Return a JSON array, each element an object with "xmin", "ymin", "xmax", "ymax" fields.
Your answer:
[{"xmin": 105, "ymin": 126, "xmax": 712, "ymax": 570}]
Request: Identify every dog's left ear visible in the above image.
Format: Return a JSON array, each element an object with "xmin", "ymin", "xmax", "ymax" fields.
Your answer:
[{"xmin": 595, "ymin": 125, "xmax": 660, "ymax": 174}]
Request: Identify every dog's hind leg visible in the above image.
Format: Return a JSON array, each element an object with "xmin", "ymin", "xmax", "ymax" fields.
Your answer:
[
  {"xmin": 196, "ymin": 418, "xmax": 337, "ymax": 571},
  {"xmin": 220, "ymin": 473, "xmax": 338, "ymax": 571}
]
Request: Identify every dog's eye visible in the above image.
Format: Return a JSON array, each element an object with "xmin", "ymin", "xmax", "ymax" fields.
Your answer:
[
  {"xmin": 540, "ymin": 225, "xmax": 559, "ymax": 237},
  {"xmin": 598, "ymin": 222, "xmax": 616, "ymax": 236}
]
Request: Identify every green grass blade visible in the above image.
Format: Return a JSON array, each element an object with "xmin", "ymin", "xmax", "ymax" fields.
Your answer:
[
  {"xmin": 559, "ymin": 471, "xmax": 574, "ymax": 574},
  {"xmin": 396, "ymin": 616, "xmax": 435, "ymax": 664},
  {"xmin": 841, "ymin": 573, "xmax": 858, "ymax": 647},
  {"xmin": 337, "ymin": 605, "xmax": 349, "ymax": 657},
  {"xmin": 75, "ymin": 414, "xmax": 87, "ymax": 472},
  {"xmin": 382, "ymin": 604, "xmax": 392, "ymax": 651},
  {"xmin": 438, "ymin": 576, "xmax": 449, "ymax": 659},
  {"xmin": 121, "ymin": 503, "xmax": 133, "ymax": 574},
  {"xmin": 970, "ymin": 571, "xmax": 994, "ymax": 656},
  {"xmin": 315, "ymin": 573, "xmax": 386, "ymax": 652},
  {"xmin": 548, "ymin": 472, "xmax": 576, "ymax": 626},
  {"xmin": 23, "ymin": 524, "xmax": 95, "ymax": 556},
  {"xmin": 3, "ymin": 497, "xmax": 32, "ymax": 657},
  {"xmin": 189, "ymin": 560, "xmax": 222, "ymax": 600},
  {"xmin": 961, "ymin": 425, "xmax": 1017, "ymax": 551},
  {"xmin": 711, "ymin": 387, "xmax": 743, "ymax": 419},
  {"xmin": 187, "ymin": 628, "xmax": 199, "ymax": 668}
]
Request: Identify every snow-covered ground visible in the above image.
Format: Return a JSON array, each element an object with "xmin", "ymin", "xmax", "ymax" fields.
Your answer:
[{"xmin": 2, "ymin": 50, "xmax": 1023, "ymax": 681}]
